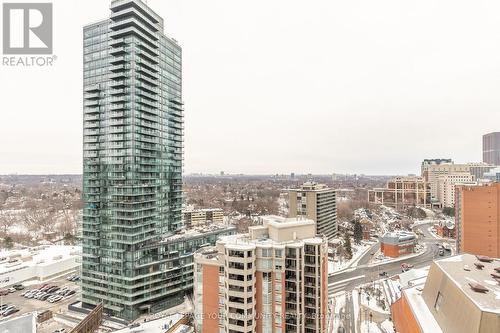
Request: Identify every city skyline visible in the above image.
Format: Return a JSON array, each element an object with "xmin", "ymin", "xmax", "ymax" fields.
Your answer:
[{"xmin": 2, "ymin": 0, "xmax": 500, "ymax": 176}]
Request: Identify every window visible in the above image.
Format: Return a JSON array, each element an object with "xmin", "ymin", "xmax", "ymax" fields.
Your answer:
[{"xmin": 434, "ymin": 292, "xmax": 443, "ymax": 311}]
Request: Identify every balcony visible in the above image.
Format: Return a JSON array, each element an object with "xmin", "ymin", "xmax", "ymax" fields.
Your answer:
[
  {"xmin": 110, "ymin": 17, "xmax": 158, "ymax": 41},
  {"xmin": 110, "ymin": 46, "xmax": 127, "ymax": 56}
]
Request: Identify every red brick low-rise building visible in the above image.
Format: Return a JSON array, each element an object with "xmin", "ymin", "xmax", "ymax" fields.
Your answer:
[
  {"xmin": 381, "ymin": 231, "xmax": 417, "ymax": 258},
  {"xmin": 435, "ymin": 220, "xmax": 456, "ymax": 239}
]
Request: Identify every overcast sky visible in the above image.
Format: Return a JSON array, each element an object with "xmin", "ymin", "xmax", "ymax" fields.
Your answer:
[{"xmin": 1, "ymin": 0, "xmax": 500, "ymax": 175}]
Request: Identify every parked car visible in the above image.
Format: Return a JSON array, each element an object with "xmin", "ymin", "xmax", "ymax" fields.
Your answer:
[
  {"xmin": 48, "ymin": 295, "xmax": 63, "ymax": 303},
  {"xmin": 46, "ymin": 286, "xmax": 58, "ymax": 293},
  {"xmin": 53, "ymin": 329, "xmax": 66, "ymax": 333},
  {"xmin": 13, "ymin": 284, "xmax": 24, "ymax": 290},
  {"xmin": 0, "ymin": 304, "xmax": 11, "ymax": 311},
  {"xmin": 2, "ymin": 307, "xmax": 19, "ymax": 316},
  {"xmin": 66, "ymin": 290, "xmax": 76, "ymax": 296},
  {"xmin": 379, "ymin": 271, "xmax": 388, "ymax": 277},
  {"xmin": 0, "ymin": 289, "xmax": 9, "ymax": 296},
  {"xmin": 0, "ymin": 305, "xmax": 15, "ymax": 316},
  {"xmin": 40, "ymin": 293, "xmax": 52, "ymax": 301},
  {"xmin": 7, "ymin": 287, "xmax": 16, "ymax": 293}
]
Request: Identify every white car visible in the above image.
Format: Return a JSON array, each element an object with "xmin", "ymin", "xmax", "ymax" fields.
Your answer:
[{"xmin": 48, "ymin": 295, "xmax": 63, "ymax": 303}]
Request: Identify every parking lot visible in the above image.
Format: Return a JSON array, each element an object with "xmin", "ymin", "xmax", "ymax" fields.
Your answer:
[{"xmin": 0, "ymin": 273, "xmax": 81, "ymax": 322}]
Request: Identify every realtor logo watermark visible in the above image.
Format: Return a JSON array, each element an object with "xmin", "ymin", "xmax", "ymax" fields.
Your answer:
[{"xmin": 2, "ymin": 2, "xmax": 56, "ymax": 66}]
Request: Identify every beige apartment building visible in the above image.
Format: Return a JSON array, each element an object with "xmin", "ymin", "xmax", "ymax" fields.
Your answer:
[
  {"xmin": 183, "ymin": 208, "xmax": 224, "ymax": 227},
  {"xmin": 424, "ymin": 162, "xmax": 494, "ymax": 205},
  {"xmin": 391, "ymin": 253, "xmax": 500, "ymax": 333},
  {"xmin": 368, "ymin": 176, "xmax": 431, "ymax": 209},
  {"xmin": 425, "ymin": 164, "xmax": 471, "ymax": 203},
  {"xmin": 437, "ymin": 173, "xmax": 475, "ymax": 208},
  {"xmin": 194, "ymin": 216, "xmax": 328, "ymax": 333},
  {"xmin": 288, "ymin": 182, "xmax": 337, "ymax": 239}
]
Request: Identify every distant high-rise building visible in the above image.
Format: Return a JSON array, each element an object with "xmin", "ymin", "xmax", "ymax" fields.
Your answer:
[
  {"xmin": 437, "ymin": 173, "xmax": 475, "ymax": 208},
  {"xmin": 421, "ymin": 159, "xmax": 453, "ymax": 180},
  {"xmin": 455, "ymin": 183, "xmax": 500, "ymax": 257},
  {"xmin": 424, "ymin": 163, "xmax": 494, "ymax": 204},
  {"xmin": 288, "ymin": 182, "xmax": 337, "ymax": 239},
  {"xmin": 82, "ymin": 0, "xmax": 236, "ymax": 320},
  {"xmin": 483, "ymin": 132, "xmax": 500, "ymax": 165},
  {"xmin": 194, "ymin": 216, "xmax": 329, "ymax": 333}
]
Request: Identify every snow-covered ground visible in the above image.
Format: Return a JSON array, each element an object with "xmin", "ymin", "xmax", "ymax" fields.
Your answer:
[
  {"xmin": 360, "ymin": 287, "xmax": 389, "ymax": 314},
  {"xmin": 352, "ymin": 290, "xmax": 360, "ymax": 332},
  {"xmin": 328, "ymin": 241, "xmax": 375, "ymax": 274},
  {"xmin": 361, "ymin": 322, "xmax": 382, "ymax": 333},
  {"xmin": 332, "ymin": 294, "xmax": 346, "ymax": 333},
  {"xmin": 381, "ymin": 319, "xmax": 395, "ymax": 333}
]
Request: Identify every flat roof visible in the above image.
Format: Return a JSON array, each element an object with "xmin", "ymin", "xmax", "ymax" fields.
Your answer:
[
  {"xmin": 434, "ymin": 254, "xmax": 500, "ymax": 313},
  {"xmin": 113, "ymin": 313, "xmax": 185, "ymax": 333},
  {"xmin": 0, "ymin": 245, "xmax": 80, "ymax": 275},
  {"xmin": 161, "ymin": 224, "xmax": 236, "ymax": 242}
]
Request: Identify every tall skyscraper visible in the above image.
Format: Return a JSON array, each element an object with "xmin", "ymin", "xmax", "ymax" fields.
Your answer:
[
  {"xmin": 82, "ymin": 0, "xmax": 236, "ymax": 320},
  {"xmin": 483, "ymin": 132, "xmax": 500, "ymax": 165},
  {"xmin": 194, "ymin": 216, "xmax": 329, "ymax": 333},
  {"xmin": 288, "ymin": 182, "xmax": 338, "ymax": 239}
]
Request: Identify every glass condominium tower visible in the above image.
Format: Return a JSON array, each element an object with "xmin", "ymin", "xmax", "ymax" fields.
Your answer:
[{"xmin": 82, "ymin": 0, "xmax": 183, "ymax": 320}]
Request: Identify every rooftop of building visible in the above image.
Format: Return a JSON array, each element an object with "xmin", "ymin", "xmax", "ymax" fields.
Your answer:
[
  {"xmin": 161, "ymin": 223, "xmax": 236, "ymax": 243},
  {"xmin": 399, "ymin": 265, "xmax": 430, "ymax": 289},
  {"xmin": 0, "ymin": 245, "xmax": 80, "ymax": 275},
  {"xmin": 113, "ymin": 313, "xmax": 187, "ymax": 333},
  {"xmin": 382, "ymin": 230, "xmax": 417, "ymax": 242},
  {"xmin": 288, "ymin": 181, "xmax": 333, "ymax": 192},
  {"xmin": 433, "ymin": 253, "xmax": 500, "ymax": 313},
  {"xmin": 183, "ymin": 207, "xmax": 223, "ymax": 213},
  {"xmin": 259, "ymin": 215, "xmax": 315, "ymax": 229},
  {"xmin": 219, "ymin": 216, "xmax": 323, "ymax": 249}
]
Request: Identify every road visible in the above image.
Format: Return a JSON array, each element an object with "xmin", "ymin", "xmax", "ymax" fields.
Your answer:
[{"xmin": 329, "ymin": 222, "xmax": 453, "ymax": 332}]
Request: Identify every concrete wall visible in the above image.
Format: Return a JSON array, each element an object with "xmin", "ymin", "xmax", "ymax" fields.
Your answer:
[{"xmin": 422, "ymin": 264, "xmax": 483, "ymax": 333}]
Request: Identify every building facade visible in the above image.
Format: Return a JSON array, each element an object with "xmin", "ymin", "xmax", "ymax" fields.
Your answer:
[
  {"xmin": 368, "ymin": 176, "xmax": 431, "ymax": 209},
  {"xmin": 288, "ymin": 182, "xmax": 338, "ymax": 239},
  {"xmin": 437, "ymin": 173, "xmax": 475, "ymax": 208},
  {"xmin": 455, "ymin": 183, "xmax": 500, "ymax": 258},
  {"xmin": 194, "ymin": 216, "xmax": 329, "ymax": 333},
  {"xmin": 183, "ymin": 208, "xmax": 224, "ymax": 227},
  {"xmin": 483, "ymin": 132, "xmax": 500, "ymax": 165},
  {"xmin": 421, "ymin": 159, "xmax": 453, "ymax": 181},
  {"xmin": 380, "ymin": 231, "xmax": 417, "ymax": 258}
]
